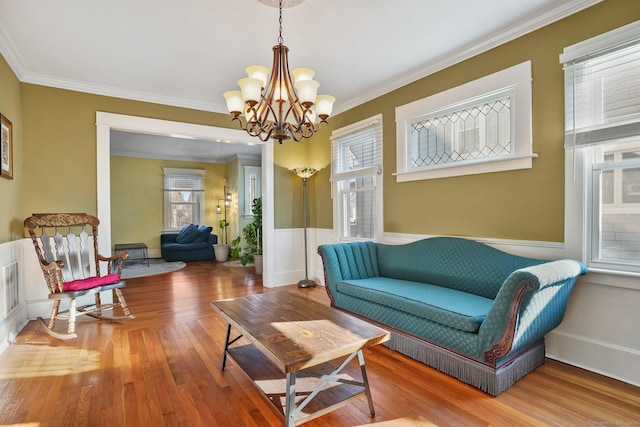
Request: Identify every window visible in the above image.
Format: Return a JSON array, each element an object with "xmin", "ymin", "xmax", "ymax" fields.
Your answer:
[
  {"xmin": 163, "ymin": 168, "xmax": 205, "ymax": 230},
  {"xmin": 244, "ymin": 166, "xmax": 261, "ymax": 216},
  {"xmin": 591, "ymin": 141, "xmax": 640, "ymax": 266},
  {"xmin": 395, "ymin": 61, "xmax": 534, "ymax": 181},
  {"xmin": 562, "ymin": 20, "xmax": 640, "ymax": 273},
  {"xmin": 331, "ymin": 114, "xmax": 383, "ymax": 241}
]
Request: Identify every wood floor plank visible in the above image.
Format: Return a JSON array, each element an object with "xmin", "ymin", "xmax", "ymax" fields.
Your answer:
[{"xmin": 0, "ymin": 260, "xmax": 638, "ymax": 426}]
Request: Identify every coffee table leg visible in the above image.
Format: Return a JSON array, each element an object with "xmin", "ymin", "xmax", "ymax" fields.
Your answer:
[
  {"xmin": 285, "ymin": 371, "xmax": 297, "ymax": 427},
  {"xmin": 221, "ymin": 323, "xmax": 232, "ymax": 371},
  {"xmin": 358, "ymin": 349, "xmax": 376, "ymax": 417}
]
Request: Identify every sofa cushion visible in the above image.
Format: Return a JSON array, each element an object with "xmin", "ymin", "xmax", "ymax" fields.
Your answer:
[
  {"xmin": 63, "ymin": 273, "xmax": 121, "ymax": 292},
  {"xmin": 162, "ymin": 241, "xmax": 210, "ymax": 252},
  {"xmin": 337, "ymin": 277, "xmax": 494, "ymax": 333},
  {"xmin": 176, "ymin": 224, "xmax": 200, "ymax": 243},
  {"xmin": 193, "ymin": 225, "xmax": 213, "ymax": 242}
]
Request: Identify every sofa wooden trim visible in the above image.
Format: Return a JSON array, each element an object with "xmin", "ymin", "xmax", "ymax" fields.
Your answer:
[{"xmin": 484, "ymin": 279, "xmax": 535, "ymax": 365}]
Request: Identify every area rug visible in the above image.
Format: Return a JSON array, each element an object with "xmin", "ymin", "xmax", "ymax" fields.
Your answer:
[
  {"xmin": 121, "ymin": 258, "xmax": 186, "ymax": 279},
  {"xmin": 222, "ymin": 260, "xmax": 253, "ymax": 267}
]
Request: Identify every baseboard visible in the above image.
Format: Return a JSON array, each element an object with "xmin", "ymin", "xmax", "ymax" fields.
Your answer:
[{"xmin": 546, "ymin": 330, "xmax": 640, "ymax": 387}]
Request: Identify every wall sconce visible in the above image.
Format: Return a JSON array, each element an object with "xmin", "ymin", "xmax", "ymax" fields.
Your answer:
[
  {"xmin": 216, "ymin": 202, "xmax": 223, "ymax": 215},
  {"xmin": 225, "ymin": 186, "xmax": 232, "ymax": 207}
]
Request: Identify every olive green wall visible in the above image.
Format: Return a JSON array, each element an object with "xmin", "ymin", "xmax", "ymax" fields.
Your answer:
[
  {"xmin": 273, "ymin": 139, "xmax": 314, "ymax": 228},
  {"xmin": 11, "ymin": 0, "xmax": 640, "ymax": 243},
  {"xmin": 307, "ymin": 0, "xmax": 640, "ymax": 241},
  {"xmin": 19, "ymin": 84, "xmax": 304, "ymax": 239},
  {"xmin": 0, "ymin": 55, "xmax": 23, "ymax": 242},
  {"xmin": 21, "ymin": 85, "xmax": 230, "ymax": 218},
  {"xmin": 110, "ymin": 156, "xmax": 227, "ymax": 251}
]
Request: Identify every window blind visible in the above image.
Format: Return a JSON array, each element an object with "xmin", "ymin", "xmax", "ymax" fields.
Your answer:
[
  {"xmin": 562, "ymin": 21, "xmax": 640, "ymax": 149},
  {"xmin": 331, "ymin": 115, "xmax": 383, "ymax": 181},
  {"xmin": 330, "ymin": 115, "xmax": 383, "ymax": 240},
  {"xmin": 163, "ymin": 168, "xmax": 205, "ymax": 191}
]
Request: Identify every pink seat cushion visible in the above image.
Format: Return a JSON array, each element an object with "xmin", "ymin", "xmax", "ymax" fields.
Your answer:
[{"xmin": 62, "ymin": 273, "xmax": 121, "ymax": 292}]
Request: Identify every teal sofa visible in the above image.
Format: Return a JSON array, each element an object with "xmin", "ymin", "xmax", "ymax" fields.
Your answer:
[{"xmin": 317, "ymin": 237, "xmax": 587, "ymax": 395}]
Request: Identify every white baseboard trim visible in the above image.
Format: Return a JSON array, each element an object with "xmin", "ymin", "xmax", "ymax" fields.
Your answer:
[
  {"xmin": 148, "ymin": 249, "xmax": 161, "ymax": 259},
  {"xmin": 546, "ymin": 330, "xmax": 640, "ymax": 387}
]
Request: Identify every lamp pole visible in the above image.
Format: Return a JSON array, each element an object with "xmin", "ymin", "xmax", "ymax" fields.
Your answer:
[{"xmin": 293, "ymin": 167, "xmax": 317, "ymax": 288}]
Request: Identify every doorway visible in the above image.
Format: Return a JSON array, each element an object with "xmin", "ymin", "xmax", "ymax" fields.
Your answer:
[{"xmin": 95, "ymin": 112, "xmax": 275, "ymax": 284}]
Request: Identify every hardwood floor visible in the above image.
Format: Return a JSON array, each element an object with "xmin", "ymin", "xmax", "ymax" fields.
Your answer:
[{"xmin": 0, "ymin": 261, "xmax": 638, "ymax": 426}]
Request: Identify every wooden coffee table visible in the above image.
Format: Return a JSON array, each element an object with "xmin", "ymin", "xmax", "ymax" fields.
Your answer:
[{"xmin": 210, "ymin": 291, "xmax": 390, "ymax": 426}]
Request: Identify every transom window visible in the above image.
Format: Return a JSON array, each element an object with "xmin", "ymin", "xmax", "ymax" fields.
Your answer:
[
  {"xmin": 395, "ymin": 61, "xmax": 534, "ymax": 181},
  {"xmin": 409, "ymin": 95, "xmax": 512, "ymax": 168}
]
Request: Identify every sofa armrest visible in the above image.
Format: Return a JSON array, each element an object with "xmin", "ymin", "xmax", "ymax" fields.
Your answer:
[
  {"xmin": 317, "ymin": 242, "xmax": 379, "ymax": 305},
  {"xmin": 479, "ymin": 259, "xmax": 587, "ymax": 364},
  {"xmin": 207, "ymin": 234, "xmax": 218, "ymax": 245}
]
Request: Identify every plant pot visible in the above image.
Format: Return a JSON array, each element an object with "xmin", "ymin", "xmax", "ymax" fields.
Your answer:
[
  {"xmin": 213, "ymin": 244, "xmax": 229, "ymax": 262},
  {"xmin": 253, "ymin": 254, "xmax": 263, "ymax": 275}
]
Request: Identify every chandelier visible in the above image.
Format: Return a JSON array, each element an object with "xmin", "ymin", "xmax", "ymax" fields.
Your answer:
[{"xmin": 223, "ymin": 0, "xmax": 335, "ymax": 143}]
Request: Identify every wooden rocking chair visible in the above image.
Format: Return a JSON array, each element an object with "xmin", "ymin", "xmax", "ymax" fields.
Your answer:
[{"xmin": 24, "ymin": 213, "xmax": 135, "ymax": 339}]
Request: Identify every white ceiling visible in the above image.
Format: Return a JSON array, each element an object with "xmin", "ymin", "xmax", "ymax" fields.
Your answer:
[
  {"xmin": 110, "ymin": 130, "xmax": 262, "ymax": 163},
  {"xmin": 0, "ymin": 0, "xmax": 600, "ymax": 162}
]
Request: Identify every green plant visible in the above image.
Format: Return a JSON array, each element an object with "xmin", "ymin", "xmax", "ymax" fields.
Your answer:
[
  {"xmin": 240, "ymin": 197, "xmax": 262, "ymax": 266},
  {"xmin": 230, "ymin": 235, "xmax": 242, "ymax": 259},
  {"xmin": 218, "ymin": 219, "xmax": 229, "ymax": 245}
]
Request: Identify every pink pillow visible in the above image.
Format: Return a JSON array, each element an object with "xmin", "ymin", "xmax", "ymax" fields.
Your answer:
[{"xmin": 62, "ymin": 273, "xmax": 121, "ymax": 292}]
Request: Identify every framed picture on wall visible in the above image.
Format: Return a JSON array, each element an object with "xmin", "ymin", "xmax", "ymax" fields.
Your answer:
[{"xmin": 1, "ymin": 114, "xmax": 13, "ymax": 180}]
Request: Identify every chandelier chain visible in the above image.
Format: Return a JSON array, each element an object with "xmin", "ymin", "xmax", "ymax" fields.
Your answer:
[{"xmin": 278, "ymin": 0, "xmax": 284, "ymax": 45}]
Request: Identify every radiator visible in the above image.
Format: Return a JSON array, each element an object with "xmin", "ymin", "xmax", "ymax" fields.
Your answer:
[{"xmin": 1, "ymin": 261, "xmax": 19, "ymax": 320}]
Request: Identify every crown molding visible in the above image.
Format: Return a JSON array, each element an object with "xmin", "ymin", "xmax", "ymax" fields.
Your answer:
[
  {"xmin": 20, "ymin": 72, "xmax": 229, "ymax": 114},
  {"xmin": 333, "ymin": 0, "xmax": 603, "ymax": 115}
]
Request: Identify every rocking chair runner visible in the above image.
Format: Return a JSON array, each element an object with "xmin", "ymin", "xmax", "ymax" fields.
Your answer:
[{"xmin": 24, "ymin": 213, "xmax": 135, "ymax": 339}]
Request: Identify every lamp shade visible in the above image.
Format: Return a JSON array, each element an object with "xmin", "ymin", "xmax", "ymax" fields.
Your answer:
[
  {"xmin": 238, "ymin": 77, "xmax": 263, "ymax": 104},
  {"xmin": 246, "ymin": 65, "xmax": 270, "ymax": 87},
  {"xmin": 224, "ymin": 91, "xmax": 244, "ymax": 114},
  {"xmin": 292, "ymin": 67, "xmax": 315, "ymax": 83},
  {"xmin": 295, "ymin": 80, "xmax": 320, "ymax": 106},
  {"xmin": 293, "ymin": 167, "xmax": 317, "ymax": 179},
  {"xmin": 315, "ymin": 95, "xmax": 336, "ymax": 118}
]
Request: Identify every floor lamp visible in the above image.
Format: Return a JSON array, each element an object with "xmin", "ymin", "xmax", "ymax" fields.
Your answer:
[{"xmin": 293, "ymin": 167, "xmax": 317, "ymax": 288}]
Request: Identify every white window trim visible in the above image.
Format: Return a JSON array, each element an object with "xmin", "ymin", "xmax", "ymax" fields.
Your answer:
[
  {"xmin": 564, "ymin": 20, "xmax": 640, "ymax": 281},
  {"xmin": 394, "ymin": 60, "xmax": 536, "ymax": 182},
  {"xmin": 331, "ymin": 114, "xmax": 384, "ymax": 242}
]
